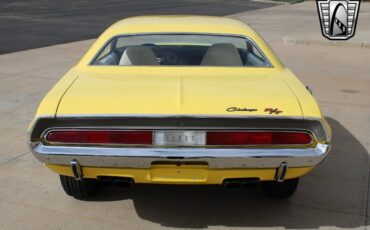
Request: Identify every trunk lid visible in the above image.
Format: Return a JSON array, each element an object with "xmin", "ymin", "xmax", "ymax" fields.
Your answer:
[{"xmin": 56, "ymin": 67, "xmax": 302, "ymax": 118}]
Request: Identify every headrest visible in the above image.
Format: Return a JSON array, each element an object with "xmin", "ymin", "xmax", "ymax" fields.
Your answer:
[
  {"xmin": 201, "ymin": 43, "xmax": 243, "ymax": 66},
  {"xmin": 119, "ymin": 46, "xmax": 159, "ymax": 65}
]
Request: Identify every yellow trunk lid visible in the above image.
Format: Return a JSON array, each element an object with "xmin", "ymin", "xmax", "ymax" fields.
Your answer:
[{"xmin": 56, "ymin": 67, "xmax": 303, "ymax": 117}]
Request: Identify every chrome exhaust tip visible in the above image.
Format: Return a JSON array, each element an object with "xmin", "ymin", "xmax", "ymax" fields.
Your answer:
[
  {"xmin": 275, "ymin": 162, "xmax": 288, "ymax": 182},
  {"xmin": 70, "ymin": 159, "xmax": 83, "ymax": 180}
]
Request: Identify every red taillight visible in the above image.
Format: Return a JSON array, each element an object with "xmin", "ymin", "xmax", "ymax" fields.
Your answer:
[
  {"xmin": 45, "ymin": 130, "xmax": 312, "ymax": 146},
  {"xmin": 46, "ymin": 130, "xmax": 152, "ymax": 145},
  {"xmin": 206, "ymin": 132, "xmax": 312, "ymax": 145}
]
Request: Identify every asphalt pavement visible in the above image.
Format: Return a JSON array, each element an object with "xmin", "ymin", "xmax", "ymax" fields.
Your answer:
[
  {"xmin": 0, "ymin": 1, "xmax": 369, "ymax": 229},
  {"xmin": 0, "ymin": 0, "xmax": 276, "ymax": 54}
]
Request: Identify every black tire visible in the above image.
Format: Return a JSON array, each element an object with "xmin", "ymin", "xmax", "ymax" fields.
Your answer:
[
  {"xmin": 59, "ymin": 175, "xmax": 98, "ymax": 199},
  {"xmin": 261, "ymin": 178, "xmax": 299, "ymax": 199}
]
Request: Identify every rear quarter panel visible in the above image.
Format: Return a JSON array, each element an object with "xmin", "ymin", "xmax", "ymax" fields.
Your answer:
[
  {"xmin": 280, "ymin": 68, "xmax": 324, "ymax": 119},
  {"xmin": 28, "ymin": 68, "xmax": 78, "ymax": 131}
]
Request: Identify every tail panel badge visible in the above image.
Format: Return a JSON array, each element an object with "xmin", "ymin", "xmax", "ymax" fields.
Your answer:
[
  {"xmin": 317, "ymin": 0, "xmax": 360, "ymax": 40},
  {"xmin": 264, "ymin": 108, "xmax": 283, "ymax": 115}
]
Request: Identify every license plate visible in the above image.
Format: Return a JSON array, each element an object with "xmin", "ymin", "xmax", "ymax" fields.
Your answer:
[{"xmin": 154, "ymin": 131, "xmax": 206, "ymax": 146}]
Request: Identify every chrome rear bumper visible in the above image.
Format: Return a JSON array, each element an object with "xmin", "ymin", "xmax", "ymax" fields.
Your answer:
[{"xmin": 30, "ymin": 142, "xmax": 330, "ymax": 169}]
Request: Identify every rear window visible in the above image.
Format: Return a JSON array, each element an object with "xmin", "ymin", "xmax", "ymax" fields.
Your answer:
[{"xmin": 91, "ymin": 34, "xmax": 270, "ymax": 67}]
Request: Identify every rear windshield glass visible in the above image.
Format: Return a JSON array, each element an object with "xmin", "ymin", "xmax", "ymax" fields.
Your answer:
[{"xmin": 91, "ymin": 34, "xmax": 270, "ymax": 67}]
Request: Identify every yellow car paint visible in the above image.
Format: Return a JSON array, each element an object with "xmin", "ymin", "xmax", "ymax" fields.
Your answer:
[
  {"xmin": 33, "ymin": 16, "xmax": 323, "ymax": 121},
  {"xmin": 56, "ymin": 67, "xmax": 305, "ymax": 117},
  {"xmin": 46, "ymin": 164, "xmax": 314, "ymax": 184},
  {"xmin": 30, "ymin": 16, "xmax": 329, "ymax": 183}
]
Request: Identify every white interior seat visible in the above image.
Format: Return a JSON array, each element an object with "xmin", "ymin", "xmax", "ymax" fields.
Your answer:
[
  {"xmin": 201, "ymin": 43, "xmax": 243, "ymax": 66},
  {"xmin": 119, "ymin": 46, "xmax": 159, "ymax": 65}
]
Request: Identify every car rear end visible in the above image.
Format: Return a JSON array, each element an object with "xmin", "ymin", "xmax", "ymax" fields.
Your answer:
[
  {"xmin": 29, "ymin": 116, "xmax": 330, "ymax": 193},
  {"xmin": 28, "ymin": 16, "xmax": 331, "ymax": 199}
]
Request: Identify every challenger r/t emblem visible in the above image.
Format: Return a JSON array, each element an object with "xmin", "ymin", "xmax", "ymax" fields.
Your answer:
[
  {"xmin": 317, "ymin": 0, "xmax": 360, "ymax": 40},
  {"xmin": 264, "ymin": 108, "xmax": 283, "ymax": 114},
  {"xmin": 226, "ymin": 107, "xmax": 257, "ymax": 112}
]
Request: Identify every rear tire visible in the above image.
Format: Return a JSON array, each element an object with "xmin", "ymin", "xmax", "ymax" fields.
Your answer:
[
  {"xmin": 261, "ymin": 178, "xmax": 299, "ymax": 199},
  {"xmin": 59, "ymin": 175, "xmax": 97, "ymax": 199}
]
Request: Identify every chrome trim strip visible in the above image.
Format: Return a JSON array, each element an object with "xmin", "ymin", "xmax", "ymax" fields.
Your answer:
[
  {"xmin": 34, "ymin": 143, "xmax": 328, "ymax": 158},
  {"xmin": 55, "ymin": 114, "xmax": 307, "ymax": 120},
  {"xmin": 30, "ymin": 142, "xmax": 330, "ymax": 169}
]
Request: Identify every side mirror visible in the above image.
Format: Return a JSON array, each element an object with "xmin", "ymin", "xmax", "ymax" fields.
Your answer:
[{"xmin": 306, "ymin": 85, "xmax": 313, "ymax": 94}]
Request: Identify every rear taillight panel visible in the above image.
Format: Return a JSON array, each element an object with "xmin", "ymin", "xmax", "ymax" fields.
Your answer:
[
  {"xmin": 44, "ymin": 130, "xmax": 313, "ymax": 147},
  {"xmin": 46, "ymin": 130, "xmax": 152, "ymax": 145},
  {"xmin": 206, "ymin": 131, "xmax": 312, "ymax": 146}
]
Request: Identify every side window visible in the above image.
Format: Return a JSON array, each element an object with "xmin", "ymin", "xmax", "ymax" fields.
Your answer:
[
  {"xmin": 94, "ymin": 42, "xmax": 119, "ymax": 65},
  {"xmin": 96, "ymin": 45, "xmax": 112, "ymax": 60},
  {"xmin": 245, "ymin": 40, "xmax": 269, "ymax": 67},
  {"xmin": 251, "ymin": 45, "xmax": 264, "ymax": 60}
]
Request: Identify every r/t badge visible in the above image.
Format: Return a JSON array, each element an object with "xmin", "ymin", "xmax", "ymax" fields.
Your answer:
[
  {"xmin": 264, "ymin": 108, "xmax": 283, "ymax": 115},
  {"xmin": 316, "ymin": 0, "xmax": 360, "ymax": 40}
]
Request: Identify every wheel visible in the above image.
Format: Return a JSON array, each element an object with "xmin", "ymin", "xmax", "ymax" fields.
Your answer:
[
  {"xmin": 261, "ymin": 178, "xmax": 299, "ymax": 199},
  {"xmin": 59, "ymin": 175, "xmax": 97, "ymax": 199}
]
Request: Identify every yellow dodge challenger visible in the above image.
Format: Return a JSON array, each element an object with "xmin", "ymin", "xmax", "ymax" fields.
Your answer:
[{"xmin": 28, "ymin": 16, "xmax": 331, "ymax": 199}]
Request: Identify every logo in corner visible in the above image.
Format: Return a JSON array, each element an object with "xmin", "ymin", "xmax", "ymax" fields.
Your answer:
[{"xmin": 316, "ymin": 0, "xmax": 360, "ymax": 40}]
